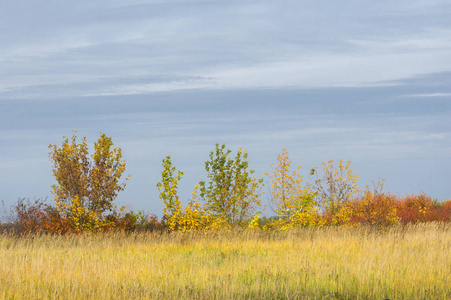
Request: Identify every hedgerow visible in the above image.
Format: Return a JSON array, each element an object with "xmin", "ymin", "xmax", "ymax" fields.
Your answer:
[{"xmin": 2, "ymin": 133, "xmax": 450, "ymax": 234}]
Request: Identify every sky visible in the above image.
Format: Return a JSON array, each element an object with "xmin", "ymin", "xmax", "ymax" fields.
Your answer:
[{"xmin": 1, "ymin": 0, "xmax": 450, "ymax": 218}]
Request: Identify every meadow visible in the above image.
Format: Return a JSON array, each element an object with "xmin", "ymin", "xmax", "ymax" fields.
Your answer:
[
  {"xmin": 1, "ymin": 223, "xmax": 450, "ymax": 299},
  {"xmin": 2, "ymin": 135, "xmax": 450, "ymax": 299}
]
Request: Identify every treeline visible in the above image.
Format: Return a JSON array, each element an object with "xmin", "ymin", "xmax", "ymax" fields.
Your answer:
[{"xmin": 1, "ymin": 133, "xmax": 450, "ymax": 234}]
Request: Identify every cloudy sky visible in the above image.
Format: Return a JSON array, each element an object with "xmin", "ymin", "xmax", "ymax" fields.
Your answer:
[{"xmin": 1, "ymin": 0, "xmax": 450, "ymax": 217}]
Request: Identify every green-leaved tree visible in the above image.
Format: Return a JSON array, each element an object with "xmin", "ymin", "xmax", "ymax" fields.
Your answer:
[{"xmin": 198, "ymin": 143, "xmax": 263, "ymax": 226}]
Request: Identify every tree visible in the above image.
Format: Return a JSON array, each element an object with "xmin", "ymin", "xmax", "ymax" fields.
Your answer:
[
  {"xmin": 309, "ymin": 159, "xmax": 359, "ymax": 221},
  {"xmin": 48, "ymin": 132, "xmax": 129, "ymax": 232},
  {"xmin": 264, "ymin": 148, "xmax": 316, "ymax": 227},
  {"xmin": 156, "ymin": 156, "xmax": 184, "ymax": 230},
  {"xmin": 198, "ymin": 143, "xmax": 263, "ymax": 226}
]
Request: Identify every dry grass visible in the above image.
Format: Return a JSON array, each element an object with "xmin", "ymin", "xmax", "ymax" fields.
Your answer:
[{"xmin": 0, "ymin": 223, "xmax": 449, "ymax": 299}]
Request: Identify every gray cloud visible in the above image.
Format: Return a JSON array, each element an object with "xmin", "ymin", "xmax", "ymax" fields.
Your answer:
[{"xmin": 1, "ymin": 0, "xmax": 451, "ymax": 97}]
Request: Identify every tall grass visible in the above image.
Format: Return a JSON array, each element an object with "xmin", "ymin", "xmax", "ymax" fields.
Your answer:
[{"xmin": 0, "ymin": 223, "xmax": 449, "ymax": 299}]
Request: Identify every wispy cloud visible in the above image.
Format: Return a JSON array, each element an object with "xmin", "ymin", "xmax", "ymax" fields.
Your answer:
[
  {"xmin": 1, "ymin": 0, "xmax": 451, "ymax": 98},
  {"xmin": 401, "ymin": 93, "xmax": 451, "ymax": 98}
]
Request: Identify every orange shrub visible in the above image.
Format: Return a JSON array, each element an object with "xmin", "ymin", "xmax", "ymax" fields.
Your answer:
[
  {"xmin": 351, "ymin": 192, "xmax": 399, "ymax": 227},
  {"xmin": 396, "ymin": 193, "xmax": 435, "ymax": 224}
]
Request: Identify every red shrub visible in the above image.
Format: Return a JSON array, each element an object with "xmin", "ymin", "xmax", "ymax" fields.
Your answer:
[
  {"xmin": 423, "ymin": 200, "xmax": 451, "ymax": 223},
  {"xmin": 14, "ymin": 198, "xmax": 48, "ymax": 234}
]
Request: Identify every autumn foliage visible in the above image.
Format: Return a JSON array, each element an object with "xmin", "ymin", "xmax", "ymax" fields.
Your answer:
[
  {"xmin": 157, "ymin": 144, "xmax": 263, "ymax": 231},
  {"xmin": 3, "ymin": 134, "xmax": 450, "ymax": 234},
  {"xmin": 264, "ymin": 148, "xmax": 318, "ymax": 229},
  {"xmin": 9, "ymin": 133, "xmax": 151, "ymax": 234}
]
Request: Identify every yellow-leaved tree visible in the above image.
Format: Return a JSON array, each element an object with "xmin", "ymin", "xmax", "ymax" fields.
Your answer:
[
  {"xmin": 309, "ymin": 159, "xmax": 360, "ymax": 225},
  {"xmin": 265, "ymin": 148, "xmax": 317, "ymax": 228},
  {"xmin": 48, "ymin": 132, "xmax": 129, "ymax": 232}
]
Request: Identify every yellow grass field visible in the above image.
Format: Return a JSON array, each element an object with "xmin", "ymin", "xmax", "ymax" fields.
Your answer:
[{"xmin": 0, "ymin": 223, "xmax": 449, "ymax": 299}]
